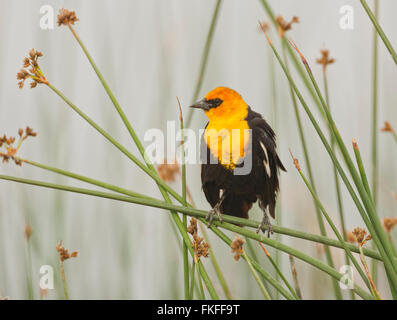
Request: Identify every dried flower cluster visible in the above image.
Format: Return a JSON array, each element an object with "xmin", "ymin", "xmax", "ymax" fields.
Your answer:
[
  {"xmin": 231, "ymin": 236, "xmax": 245, "ymax": 261},
  {"xmin": 57, "ymin": 8, "xmax": 79, "ymax": 27},
  {"xmin": 382, "ymin": 217, "xmax": 397, "ymax": 233},
  {"xmin": 56, "ymin": 241, "xmax": 79, "ymax": 262},
  {"xmin": 0, "ymin": 127, "xmax": 37, "ymax": 166},
  {"xmin": 187, "ymin": 218, "xmax": 209, "ymax": 262},
  {"xmin": 381, "ymin": 121, "xmax": 394, "ymax": 133},
  {"xmin": 276, "ymin": 15, "xmax": 299, "ymax": 37},
  {"xmin": 316, "ymin": 49, "xmax": 335, "ymax": 71},
  {"xmin": 352, "ymin": 227, "xmax": 372, "ymax": 247},
  {"xmin": 17, "ymin": 49, "xmax": 48, "ymax": 88},
  {"xmin": 157, "ymin": 159, "xmax": 180, "ymax": 183},
  {"xmin": 346, "ymin": 231, "xmax": 357, "ymax": 244}
]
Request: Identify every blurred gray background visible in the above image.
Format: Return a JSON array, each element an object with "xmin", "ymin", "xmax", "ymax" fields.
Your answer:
[{"xmin": 0, "ymin": 0, "xmax": 396, "ymax": 299}]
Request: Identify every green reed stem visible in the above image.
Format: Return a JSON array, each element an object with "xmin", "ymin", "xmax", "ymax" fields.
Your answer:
[
  {"xmin": 203, "ymin": 225, "xmax": 233, "ymax": 299},
  {"xmin": 288, "ymin": 42, "xmax": 397, "ymax": 291},
  {"xmin": 185, "ymin": 0, "xmax": 222, "ymax": 127},
  {"xmin": 288, "ymin": 255, "xmax": 303, "ymax": 300},
  {"xmin": 242, "ymin": 251, "xmax": 271, "ymax": 300},
  {"xmin": 47, "ymin": 84, "xmax": 181, "ymax": 204},
  {"xmin": 322, "ymin": 67, "xmax": 349, "ymax": 254},
  {"xmin": 244, "ymin": 238, "xmax": 274, "ymax": 298},
  {"xmin": 371, "ymin": 0, "xmax": 379, "ymax": 208},
  {"xmin": 352, "ymin": 141, "xmax": 372, "ymax": 198},
  {"xmin": 322, "ymin": 66, "xmax": 353, "ymax": 298},
  {"xmin": 215, "ymin": 221, "xmax": 372, "ymax": 300},
  {"xmin": 177, "ymin": 99, "xmax": 190, "ymax": 300},
  {"xmin": 0, "ymin": 174, "xmax": 372, "ymax": 299},
  {"xmin": 258, "ymin": 243, "xmax": 299, "ymax": 299},
  {"xmin": 65, "ymin": 24, "xmax": 216, "ymax": 298},
  {"xmin": 358, "ymin": 245, "xmax": 381, "ymax": 300},
  {"xmin": 188, "ymin": 261, "xmax": 196, "ymax": 299},
  {"xmin": 294, "ymin": 46, "xmax": 397, "ymax": 275},
  {"xmin": 261, "ymin": 34, "xmax": 397, "ymax": 289},
  {"xmin": 282, "ymin": 43, "xmax": 342, "ymax": 299},
  {"xmin": 292, "ymin": 154, "xmax": 371, "ymax": 290},
  {"xmin": 196, "ymin": 265, "xmax": 206, "ymax": 300},
  {"xmin": 211, "ymin": 227, "xmax": 294, "ymax": 300},
  {"xmin": 360, "ymin": 0, "xmax": 397, "ymax": 65},
  {"xmin": 1, "ymin": 159, "xmax": 381, "ymax": 262},
  {"xmin": 370, "ymin": 0, "xmax": 380, "ymax": 288}
]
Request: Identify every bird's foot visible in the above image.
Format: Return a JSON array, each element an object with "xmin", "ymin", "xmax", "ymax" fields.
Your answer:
[
  {"xmin": 206, "ymin": 203, "xmax": 223, "ymax": 228},
  {"xmin": 256, "ymin": 211, "xmax": 274, "ymax": 237}
]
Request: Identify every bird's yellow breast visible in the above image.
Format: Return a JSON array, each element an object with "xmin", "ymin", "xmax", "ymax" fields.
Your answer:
[{"xmin": 204, "ymin": 107, "xmax": 250, "ymax": 170}]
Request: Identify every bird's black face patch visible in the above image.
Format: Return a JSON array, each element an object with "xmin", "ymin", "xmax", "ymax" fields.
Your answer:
[{"xmin": 205, "ymin": 98, "xmax": 223, "ymax": 109}]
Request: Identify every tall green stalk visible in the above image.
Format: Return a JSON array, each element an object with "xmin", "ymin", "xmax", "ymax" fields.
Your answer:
[
  {"xmin": 370, "ymin": 0, "xmax": 379, "ymax": 285},
  {"xmin": 290, "ymin": 151, "xmax": 371, "ymax": 291},
  {"xmin": 258, "ymin": 243, "xmax": 299, "ymax": 299},
  {"xmin": 0, "ymin": 174, "xmax": 373, "ymax": 299},
  {"xmin": 286, "ymin": 41, "xmax": 397, "ymax": 289},
  {"xmin": 260, "ymin": 32, "xmax": 397, "ymax": 289},
  {"xmin": 321, "ymin": 61, "xmax": 352, "ymax": 298},
  {"xmin": 243, "ymin": 252, "xmax": 271, "ymax": 299},
  {"xmin": 177, "ymin": 99, "xmax": 190, "ymax": 299},
  {"xmin": 360, "ymin": 0, "xmax": 397, "ymax": 65},
  {"xmin": 282, "ymin": 43, "xmax": 341, "ymax": 300},
  {"xmin": 1, "ymin": 157, "xmax": 382, "ymax": 261}
]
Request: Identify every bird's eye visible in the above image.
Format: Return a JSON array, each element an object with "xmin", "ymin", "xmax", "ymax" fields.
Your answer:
[{"xmin": 206, "ymin": 98, "xmax": 223, "ymax": 108}]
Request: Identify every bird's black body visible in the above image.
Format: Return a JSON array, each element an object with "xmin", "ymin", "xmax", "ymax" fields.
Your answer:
[{"xmin": 200, "ymin": 107, "xmax": 286, "ymax": 221}]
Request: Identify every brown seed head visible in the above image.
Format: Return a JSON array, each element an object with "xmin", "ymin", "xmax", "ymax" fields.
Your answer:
[
  {"xmin": 157, "ymin": 159, "xmax": 180, "ymax": 183},
  {"xmin": 316, "ymin": 48, "xmax": 335, "ymax": 71},
  {"xmin": 188, "ymin": 218, "xmax": 209, "ymax": 262},
  {"xmin": 187, "ymin": 217, "xmax": 198, "ymax": 235},
  {"xmin": 352, "ymin": 227, "xmax": 372, "ymax": 246},
  {"xmin": 57, "ymin": 8, "xmax": 79, "ymax": 27},
  {"xmin": 382, "ymin": 217, "xmax": 397, "ymax": 233},
  {"xmin": 0, "ymin": 127, "xmax": 37, "ymax": 166},
  {"xmin": 381, "ymin": 121, "xmax": 394, "ymax": 133},
  {"xmin": 346, "ymin": 231, "xmax": 357, "ymax": 243},
  {"xmin": 231, "ymin": 236, "xmax": 245, "ymax": 261},
  {"xmin": 276, "ymin": 15, "xmax": 299, "ymax": 37},
  {"xmin": 17, "ymin": 49, "xmax": 47, "ymax": 88},
  {"xmin": 56, "ymin": 240, "xmax": 79, "ymax": 262}
]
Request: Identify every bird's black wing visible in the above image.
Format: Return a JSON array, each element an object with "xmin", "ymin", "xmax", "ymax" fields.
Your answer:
[{"xmin": 246, "ymin": 107, "xmax": 286, "ymax": 218}]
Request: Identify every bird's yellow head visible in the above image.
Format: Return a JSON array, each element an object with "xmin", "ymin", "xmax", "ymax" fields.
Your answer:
[{"xmin": 190, "ymin": 87, "xmax": 249, "ymax": 121}]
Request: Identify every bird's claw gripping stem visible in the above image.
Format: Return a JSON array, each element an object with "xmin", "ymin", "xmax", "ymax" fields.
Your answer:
[
  {"xmin": 257, "ymin": 204, "xmax": 274, "ymax": 237},
  {"xmin": 206, "ymin": 191, "xmax": 226, "ymax": 228},
  {"xmin": 206, "ymin": 204, "xmax": 223, "ymax": 228}
]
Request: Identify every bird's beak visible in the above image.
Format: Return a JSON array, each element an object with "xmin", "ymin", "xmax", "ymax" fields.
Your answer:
[{"xmin": 189, "ymin": 98, "xmax": 210, "ymax": 111}]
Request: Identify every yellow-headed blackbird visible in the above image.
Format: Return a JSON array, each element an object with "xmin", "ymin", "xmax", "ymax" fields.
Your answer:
[{"xmin": 190, "ymin": 87, "xmax": 285, "ymax": 236}]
